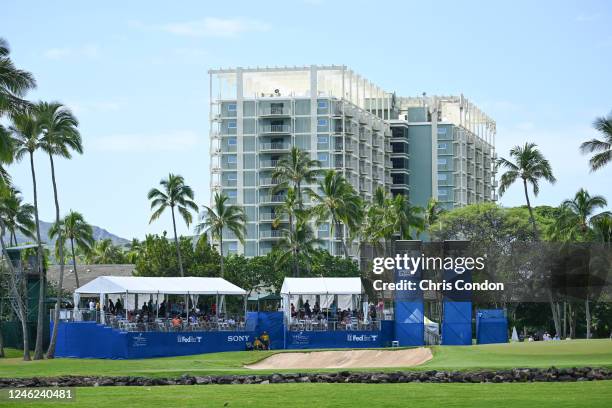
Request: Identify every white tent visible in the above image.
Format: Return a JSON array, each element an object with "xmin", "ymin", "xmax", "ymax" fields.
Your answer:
[
  {"xmin": 280, "ymin": 277, "xmax": 363, "ymax": 295},
  {"xmin": 75, "ymin": 276, "xmax": 246, "ymax": 295},
  {"xmin": 74, "ymin": 276, "xmax": 246, "ymax": 324},
  {"xmin": 280, "ymin": 277, "xmax": 364, "ymax": 323}
]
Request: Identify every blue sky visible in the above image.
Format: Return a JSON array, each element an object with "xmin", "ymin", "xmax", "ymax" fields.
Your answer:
[{"xmin": 2, "ymin": 0, "xmax": 611, "ymax": 240}]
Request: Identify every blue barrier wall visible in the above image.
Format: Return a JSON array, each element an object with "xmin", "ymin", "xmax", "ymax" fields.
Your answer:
[
  {"xmin": 394, "ymin": 302, "xmax": 424, "ymax": 346},
  {"xmin": 53, "ymin": 321, "xmax": 255, "ymax": 359},
  {"xmin": 285, "ymin": 326, "xmax": 391, "ymax": 349},
  {"xmin": 442, "ymin": 301, "xmax": 472, "ymax": 345},
  {"xmin": 247, "ymin": 311, "xmax": 284, "ymax": 350},
  {"xmin": 476, "ymin": 309, "xmax": 508, "ymax": 344}
]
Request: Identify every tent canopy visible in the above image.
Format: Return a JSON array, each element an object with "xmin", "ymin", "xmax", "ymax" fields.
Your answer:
[
  {"xmin": 280, "ymin": 277, "xmax": 363, "ymax": 295},
  {"xmin": 75, "ymin": 276, "xmax": 246, "ymax": 295}
]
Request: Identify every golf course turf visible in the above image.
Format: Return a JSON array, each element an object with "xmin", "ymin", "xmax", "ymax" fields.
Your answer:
[
  {"xmin": 1, "ymin": 339, "xmax": 611, "ymax": 378},
  {"xmin": 1, "ymin": 340, "xmax": 611, "ymax": 407}
]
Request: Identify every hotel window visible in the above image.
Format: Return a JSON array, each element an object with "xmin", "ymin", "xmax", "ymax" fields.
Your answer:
[
  {"xmin": 437, "ymin": 142, "xmax": 447, "ymax": 150},
  {"xmin": 437, "ymin": 127, "xmax": 447, "ymax": 134},
  {"xmin": 227, "ymin": 155, "xmax": 237, "ymax": 164},
  {"xmin": 438, "ymin": 158, "xmax": 447, "ymax": 165},
  {"xmin": 228, "ymin": 120, "xmax": 237, "ymax": 129},
  {"xmin": 318, "ymin": 101, "xmax": 328, "ymax": 109},
  {"xmin": 227, "ymin": 190, "xmax": 237, "ymax": 198},
  {"xmin": 317, "ymin": 152, "xmax": 329, "ymax": 163},
  {"xmin": 227, "ymin": 103, "xmax": 237, "ymax": 112},
  {"xmin": 438, "ymin": 189, "xmax": 448, "ymax": 196},
  {"xmin": 227, "ymin": 173, "xmax": 237, "ymax": 181},
  {"xmin": 317, "ymin": 118, "xmax": 328, "ymax": 127},
  {"xmin": 228, "ymin": 137, "xmax": 237, "ymax": 146},
  {"xmin": 317, "ymin": 135, "xmax": 329, "ymax": 149},
  {"xmin": 227, "ymin": 242, "xmax": 238, "ymax": 253}
]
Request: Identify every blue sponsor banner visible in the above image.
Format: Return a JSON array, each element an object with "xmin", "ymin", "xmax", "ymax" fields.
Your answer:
[
  {"xmin": 394, "ymin": 301, "xmax": 424, "ymax": 346},
  {"xmin": 53, "ymin": 321, "xmax": 255, "ymax": 359},
  {"xmin": 285, "ymin": 330, "xmax": 384, "ymax": 349}
]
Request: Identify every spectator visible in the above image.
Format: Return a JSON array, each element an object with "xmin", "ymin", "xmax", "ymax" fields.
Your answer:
[
  {"xmin": 304, "ymin": 300, "xmax": 311, "ymax": 318},
  {"xmin": 313, "ymin": 302, "xmax": 320, "ymax": 315},
  {"xmin": 253, "ymin": 338, "xmax": 263, "ymax": 350},
  {"xmin": 291, "ymin": 303, "xmax": 296, "ymax": 318},
  {"xmin": 142, "ymin": 302, "xmax": 148, "ymax": 313},
  {"xmin": 172, "ymin": 315, "xmax": 182, "ymax": 330},
  {"xmin": 159, "ymin": 301, "xmax": 166, "ymax": 317},
  {"xmin": 108, "ymin": 299, "xmax": 115, "ymax": 314},
  {"xmin": 260, "ymin": 331, "xmax": 270, "ymax": 350}
]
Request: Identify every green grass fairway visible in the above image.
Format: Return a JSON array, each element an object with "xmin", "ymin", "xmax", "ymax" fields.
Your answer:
[
  {"xmin": 2, "ymin": 382, "xmax": 612, "ymax": 408},
  {"xmin": 1, "ymin": 340, "xmax": 611, "ymax": 379}
]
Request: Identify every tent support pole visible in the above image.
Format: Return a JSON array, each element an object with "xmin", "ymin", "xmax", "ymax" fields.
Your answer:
[
  {"xmin": 216, "ymin": 293, "xmax": 219, "ymax": 321},
  {"xmin": 243, "ymin": 294, "xmax": 247, "ymax": 326}
]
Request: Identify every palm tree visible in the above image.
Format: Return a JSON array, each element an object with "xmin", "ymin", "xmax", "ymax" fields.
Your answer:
[
  {"xmin": 86, "ymin": 239, "xmax": 126, "ymax": 264},
  {"xmin": 580, "ymin": 112, "xmax": 612, "ymax": 172},
  {"xmin": 196, "ymin": 192, "xmax": 246, "ymax": 277},
  {"xmin": 390, "ymin": 194, "xmax": 425, "ymax": 240},
  {"xmin": 49, "ymin": 211, "xmax": 94, "ymax": 289},
  {"xmin": 425, "ymin": 198, "xmax": 445, "ymax": 236},
  {"xmin": 272, "ymin": 147, "xmax": 320, "ymax": 206},
  {"xmin": 0, "ymin": 38, "xmax": 35, "ymax": 360},
  {"xmin": 125, "ymin": 238, "xmax": 142, "ymax": 264},
  {"xmin": 497, "ymin": 142, "xmax": 556, "ymax": 240},
  {"xmin": 276, "ymin": 217, "xmax": 322, "ymax": 275},
  {"xmin": 272, "ymin": 188, "xmax": 302, "ymax": 275},
  {"xmin": 0, "ymin": 186, "xmax": 35, "ymax": 245},
  {"xmin": 310, "ymin": 170, "xmax": 363, "ymax": 259},
  {"xmin": 10, "ymin": 111, "xmax": 47, "ymax": 359},
  {"xmin": 0, "ymin": 38, "xmax": 36, "ymax": 116},
  {"xmin": 36, "ymin": 101, "xmax": 82, "ymax": 358},
  {"xmin": 561, "ymin": 189, "xmax": 608, "ymax": 234},
  {"xmin": 0, "ymin": 185, "xmax": 32, "ymax": 360},
  {"xmin": 592, "ymin": 213, "xmax": 612, "ymax": 243},
  {"xmin": 362, "ymin": 187, "xmax": 394, "ymax": 256},
  {"xmin": 148, "ymin": 174, "xmax": 197, "ymax": 277}
]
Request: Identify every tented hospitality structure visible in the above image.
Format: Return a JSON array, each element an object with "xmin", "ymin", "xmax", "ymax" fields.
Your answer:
[
  {"xmin": 280, "ymin": 277, "xmax": 365, "ymax": 322},
  {"xmin": 74, "ymin": 276, "xmax": 247, "ymax": 323}
]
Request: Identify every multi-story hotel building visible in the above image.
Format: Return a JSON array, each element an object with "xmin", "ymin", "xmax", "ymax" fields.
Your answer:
[{"xmin": 209, "ymin": 66, "xmax": 496, "ymax": 257}]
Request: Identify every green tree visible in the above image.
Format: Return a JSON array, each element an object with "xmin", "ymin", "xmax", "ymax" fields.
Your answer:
[
  {"xmin": 0, "ymin": 186, "xmax": 35, "ymax": 245},
  {"xmin": 580, "ymin": 112, "xmax": 612, "ymax": 172},
  {"xmin": 272, "ymin": 147, "xmax": 320, "ymax": 205},
  {"xmin": 276, "ymin": 216, "xmax": 322, "ymax": 277},
  {"xmin": 551, "ymin": 189, "xmax": 609, "ymax": 241},
  {"xmin": 272, "ymin": 188, "xmax": 303, "ymax": 276},
  {"xmin": 0, "ymin": 38, "xmax": 35, "ymax": 360},
  {"xmin": 592, "ymin": 213, "xmax": 612, "ymax": 243},
  {"xmin": 310, "ymin": 170, "xmax": 363, "ymax": 259},
  {"xmin": 497, "ymin": 142, "xmax": 556, "ymax": 240},
  {"xmin": 10, "ymin": 111, "xmax": 47, "ymax": 359},
  {"xmin": 0, "ymin": 186, "xmax": 33, "ymax": 360},
  {"xmin": 49, "ymin": 210, "xmax": 94, "ymax": 288},
  {"xmin": 86, "ymin": 239, "xmax": 126, "ymax": 264},
  {"xmin": 390, "ymin": 193, "xmax": 425, "ymax": 240},
  {"xmin": 196, "ymin": 192, "xmax": 246, "ymax": 278},
  {"xmin": 36, "ymin": 101, "xmax": 82, "ymax": 359},
  {"xmin": 425, "ymin": 198, "xmax": 445, "ymax": 236},
  {"xmin": 148, "ymin": 173, "xmax": 197, "ymax": 277}
]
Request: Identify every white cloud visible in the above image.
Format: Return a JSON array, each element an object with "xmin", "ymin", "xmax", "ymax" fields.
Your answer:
[
  {"xmin": 89, "ymin": 130, "xmax": 201, "ymax": 153},
  {"xmin": 576, "ymin": 13, "xmax": 600, "ymax": 22},
  {"xmin": 66, "ymin": 100, "xmax": 125, "ymax": 115},
  {"xmin": 43, "ymin": 44, "xmax": 100, "ymax": 60},
  {"xmin": 131, "ymin": 17, "xmax": 270, "ymax": 38}
]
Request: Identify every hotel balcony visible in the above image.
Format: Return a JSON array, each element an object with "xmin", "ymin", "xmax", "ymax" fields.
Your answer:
[
  {"xmin": 259, "ymin": 106, "xmax": 291, "ymax": 117},
  {"xmin": 259, "ymin": 213, "xmax": 289, "ymax": 222},
  {"xmin": 260, "ymin": 230, "xmax": 284, "ymax": 240},
  {"xmin": 259, "ymin": 124, "xmax": 291, "ymax": 134},
  {"xmin": 260, "ymin": 142, "xmax": 291, "ymax": 152},
  {"xmin": 259, "ymin": 194, "xmax": 287, "ymax": 205},
  {"xmin": 259, "ymin": 177, "xmax": 281, "ymax": 187},
  {"xmin": 260, "ymin": 159, "xmax": 280, "ymax": 169}
]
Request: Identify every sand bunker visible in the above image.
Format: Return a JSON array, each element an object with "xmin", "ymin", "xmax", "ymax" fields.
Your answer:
[{"xmin": 245, "ymin": 348, "xmax": 433, "ymax": 370}]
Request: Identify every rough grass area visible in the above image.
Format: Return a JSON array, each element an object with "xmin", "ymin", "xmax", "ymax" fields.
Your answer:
[
  {"xmin": 1, "ymin": 340, "xmax": 611, "ymax": 379},
  {"xmin": 2, "ymin": 382, "xmax": 612, "ymax": 408}
]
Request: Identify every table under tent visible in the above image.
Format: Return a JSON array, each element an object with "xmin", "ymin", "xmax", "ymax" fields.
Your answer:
[
  {"xmin": 53, "ymin": 276, "xmax": 255, "ymax": 359},
  {"xmin": 280, "ymin": 277, "xmax": 393, "ymax": 349}
]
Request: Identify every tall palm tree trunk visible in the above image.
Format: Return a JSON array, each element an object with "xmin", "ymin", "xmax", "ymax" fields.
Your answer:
[
  {"xmin": 522, "ymin": 178, "xmax": 539, "ymax": 240},
  {"xmin": 288, "ymin": 213, "xmax": 298, "ymax": 277},
  {"xmin": 170, "ymin": 206, "xmax": 184, "ymax": 277},
  {"xmin": 585, "ymin": 298, "xmax": 591, "ymax": 339},
  {"xmin": 47, "ymin": 154, "xmax": 64, "ymax": 358},
  {"xmin": 29, "ymin": 152, "xmax": 45, "ymax": 360},
  {"xmin": 219, "ymin": 229, "xmax": 224, "ymax": 278},
  {"xmin": 0, "ymin": 221, "xmax": 30, "ymax": 360},
  {"xmin": 70, "ymin": 238, "xmax": 79, "ymax": 288}
]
